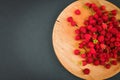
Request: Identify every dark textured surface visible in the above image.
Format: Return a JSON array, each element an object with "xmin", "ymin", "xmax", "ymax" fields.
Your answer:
[{"xmin": 0, "ymin": 0, "xmax": 119, "ymax": 80}]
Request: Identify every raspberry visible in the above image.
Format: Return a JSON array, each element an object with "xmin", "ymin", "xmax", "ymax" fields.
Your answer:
[
  {"xmin": 75, "ymin": 29, "xmax": 80, "ymax": 34},
  {"xmin": 111, "ymin": 9, "xmax": 117, "ymax": 16},
  {"xmin": 105, "ymin": 64, "xmax": 111, "ymax": 69},
  {"xmin": 80, "ymin": 27, "xmax": 87, "ymax": 33},
  {"xmin": 84, "ymin": 34, "xmax": 91, "ymax": 41},
  {"xmin": 100, "ymin": 44, "xmax": 106, "ymax": 49},
  {"xmin": 115, "ymin": 42, "xmax": 120, "ymax": 47},
  {"xmin": 75, "ymin": 35, "xmax": 81, "ymax": 40},
  {"xmin": 100, "ymin": 5, "xmax": 106, "ymax": 10},
  {"xmin": 98, "ymin": 35, "xmax": 104, "ymax": 42},
  {"xmin": 80, "ymin": 53, "xmax": 86, "ymax": 58},
  {"xmin": 75, "ymin": 9, "xmax": 81, "ymax": 15},
  {"xmin": 71, "ymin": 21, "xmax": 76, "ymax": 26},
  {"xmin": 88, "ymin": 42, "xmax": 94, "ymax": 48},
  {"xmin": 87, "ymin": 57, "xmax": 93, "ymax": 63},
  {"xmin": 82, "ymin": 60, "xmax": 87, "ymax": 66},
  {"xmin": 67, "ymin": 16, "xmax": 73, "ymax": 22},
  {"xmin": 102, "ymin": 23, "xmax": 107, "ymax": 29},
  {"xmin": 110, "ymin": 60, "xmax": 117, "ymax": 65},
  {"xmin": 74, "ymin": 49, "xmax": 80, "ymax": 55},
  {"xmin": 93, "ymin": 60, "xmax": 100, "ymax": 66},
  {"xmin": 83, "ymin": 68, "xmax": 90, "ymax": 75}
]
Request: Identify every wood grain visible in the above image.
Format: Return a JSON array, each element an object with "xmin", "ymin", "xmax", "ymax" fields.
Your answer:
[{"xmin": 52, "ymin": 0, "xmax": 120, "ymax": 80}]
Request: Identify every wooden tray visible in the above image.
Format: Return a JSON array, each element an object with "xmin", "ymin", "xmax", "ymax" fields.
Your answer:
[{"xmin": 52, "ymin": 0, "xmax": 120, "ymax": 80}]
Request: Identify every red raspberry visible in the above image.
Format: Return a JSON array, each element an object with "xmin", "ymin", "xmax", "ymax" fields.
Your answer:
[
  {"xmin": 88, "ymin": 42, "xmax": 94, "ymax": 48},
  {"xmin": 80, "ymin": 53, "xmax": 86, "ymax": 58},
  {"xmin": 100, "ymin": 5, "xmax": 106, "ymax": 10},
  {"xmin": 102, "ymin": 23, "xmax": 107, "ymax": 29},
  {"xmin": 75, "ymin": 29, "xmax": 80, "ymax": 34},
  {"xmin": 90, "ymin": 48, "xmax": 96, "ymax": 54},
  {"xmin": 74, "ymin": 49, "xmax": 80, "ymax": 55},
  {"xmin": 115, "ymin": 42, "xmax": 120, "ymax": 47},
  {"xmin": 90, "ymin": 27, "xmax": 97, "ymax": 33},
  {"xmin": 100, "ymin": 61, "xmax": 105, "ymax": 65},
  {"xmin": 75, "ymin": 9, "xmax": 81, "ymax": 15},
  {"xmin": 71, "ymin": 21, "xmax": 76, "ymax": 26},
  {"xmin": 111, "ymin": 9, "xmax": 117, "ymax": 16},
  {"xmin": 92, "ymin": 34, "xmax": 97, "ymax": 39},
  {"xmin": 82, "ymin": 60, "xmax": 87, "ymax": 66},
  {"xmin": 87, "ymin": 25, "xmax": 93, "ymax": 30},
  {"xmin": 84, "ymin": 20, "xmax": 89, "ymax": 25},
  {"xmin": 105, "ymin": 64, "xmax": 111, "ymax": 69},
  {"xmin": 87, "ymin": 57, "xmax": 93, "ymax": 63},
  {"xmin": 110, "ymin": 38, "xmax": 115, "ymax": 42},
  {"xmin": 79, "ymin": 43, "xmax": 84, "ymax": 48},
  {"xmin": 75, "ymin": 35, "xmax": 81, "ymax": 40},
  {"xmin": 110, "ymin": 60, "xmax": 117, "ymax": 65},
  {"xmin": 85, "ymin": 3, "xmax": 91, "ymax": 8},
  {"xmin": 84, "ymin": 34, "xmax": 91, "ymax": 41},
  {"xmin": 93, "ymin": 13, "xmax": 99, "ymax": 19},
  {"xmin": 80, "ymin": 27, "xmax": 87, "ymax": 33},
  {"xmin": 83, "ymin": 68, "xmax": 90, "ymax": 75},
  {"xmin": 100, "ymin": 30, "xmax": 106, "ymax": 35},
  {"xmin": 98, "ymin": 35, "xmax": 104, "ymax": 42},
  {"xmin": 102, "ymin": 15, "xmax": 108, "ymax": 22},
  {"xmin": 87, "ymin": 52, "xmax": 92, "ymax": 58},
  {"xmin": 100, "ymin": 44, "xmax": 106, "ymax": 49},
  {"xmin": 67, "ymin": 16, "xmax": 73, "ymax": 22},
  {"xmin": 93, "ymin": 60, "xmax": 100, "ymax": 66}
]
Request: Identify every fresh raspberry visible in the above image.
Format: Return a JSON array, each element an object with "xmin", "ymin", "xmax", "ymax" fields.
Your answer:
[
  {"xmin": 110, "ymin": 38, "xmax": 115, "ymax": 42},
  {"xmin": 85, "ymin": 3, "xmax": 91, "ymax": 8},
  {"xmin": 87, "ymin": 57, "xmax": 93, "ymax": 63},
  {"xmin": 71, "ymin": 21, "xmax": 76, "ymax": 26},
  {"xmin": 100, "ymin": 5, "xmax": 106, "ymax": 10},
  {"xmin": 87, "ymin": 25, "xmax": 93, "ymax": 30},
  {"xmin": 75, "ymin": 29, "xmax": 80, "ymax": 34},
  {"xmin": 111, "ymin": 9, "xmax": 117, "ymax": 16},
  {"xmin": 67, "ymin": 16, "xmax": 73, "ymax": 22},
  {"xmin": 105, "ymin": 64, "xmax": 111, "ymax": 69},
  {"xmin": 82, "ymin": 60, "xmax": 87, "ymax": 66},
  {"xmin": 87, "ymin": 52, "xmax": 92, "ymax": 58},
  {"xmin": 93, "ymin": 60, "xmax": 100, "ymax": 66},
  {"xmin": 90, "ymin": 48, "xmax": 96, "ymax": 54},
  {"xmin": 80, "ymin": 53, "xmax": 86, "ymax": 58},
  {"xmin": 102, "ymin": 23, "xmax": 107, "ymax": 29},
  {"xmin": 84, "ymin": 34, "xmax": 91, "ymax": 41},
  {"xmin": 75, "ymin": 9, "xmax": 81, "ymax": 15},
  {"xmin": 83, "ymin": 68, "xmax": 90, "ymax": 75},
  {"xmin": 110, "ymin": 60, "xmax": 117, "ymax": 65},
  {"xmin": 115, "ymin": 42, "xmax": 120, "ymax": 47},
  {"xmin": 92, "ymin": 34, "xmax": 97, "ymax": 39},
  {"xmin": 75, "ymin": 35, "xmax": 81, "ymax": 40},
  {"xmin": 74, "ymin": 49, "xmax": 80, "ymax": 55},
  {"xmin": 100, "ymin": 44, "xmax": 106, "ymax": 49},
  {"xmin": 98, "ymin": 35, "xmax": 104, "ymax": 42},
  {"xmin": 80, "ymin": 27, "xmax": 87, "ymax": 33},
  {"xmin": 88, "ymin": 42, "xmax": 94, "ymax": 48}
]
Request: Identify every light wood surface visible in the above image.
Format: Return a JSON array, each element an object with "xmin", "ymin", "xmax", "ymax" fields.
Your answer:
[{"xmin": 52, "ymin": 0, "xmax": 120, "ymax": 80}]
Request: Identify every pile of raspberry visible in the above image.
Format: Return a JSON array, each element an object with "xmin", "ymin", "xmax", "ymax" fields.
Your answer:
[{"xmin": 67, "ymin": 3, "xmax": 120, "ymax": 75}]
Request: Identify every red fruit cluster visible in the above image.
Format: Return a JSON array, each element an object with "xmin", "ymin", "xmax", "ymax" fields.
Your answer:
[{"xmin": 67, "ymin": 3, "xmax": 120, "ymax": 75}]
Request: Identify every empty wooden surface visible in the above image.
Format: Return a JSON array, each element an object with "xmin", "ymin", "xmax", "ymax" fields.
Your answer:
[{"xmin": 52, "ymin": 0, "xmax": 120, "ymax": 80}]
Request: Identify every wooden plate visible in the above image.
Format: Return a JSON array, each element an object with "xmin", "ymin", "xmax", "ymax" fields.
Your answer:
[{"xmin": 52, "ymin": 0, "xmax": 120, "ymax": 80}]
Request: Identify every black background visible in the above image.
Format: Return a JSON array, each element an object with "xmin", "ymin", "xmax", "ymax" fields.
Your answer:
[{"xmin": 0, "ymin": 0, "xmax": 119, "ymax": 80}]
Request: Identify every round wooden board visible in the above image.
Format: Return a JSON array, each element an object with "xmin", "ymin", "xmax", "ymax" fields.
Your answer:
[{"xmin": 52, "ymin": 0, "xmax": 120, "ymax": 80}]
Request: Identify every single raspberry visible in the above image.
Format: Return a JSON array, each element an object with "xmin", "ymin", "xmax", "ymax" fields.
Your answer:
[
  {"xmin": 71, "ymin": 21, "xmax": 76, "ymax": 26},
  {"xmin": 80, "ymin": 27, "xmax": 87, "ymax": 33},
  {"xmin": 82, "ymin": 60, "xmax": 87, "ymax": 66},
  {"xmin": 93, "ymin": 60, "xmax": 100, "ymax": 66},
  {"xmin": 105, "ymin": 64, "xmax": 111, "ymax": 69},
  {"xmin": 100, "ymin": 30, "xmax": 106, "ymax": 35},
  {"xmin": 83, "ymin": 68, "xmax": 90, "ymax": 75},
  {"xmin": 74, "ymin": 49, "xmax": 80, "ymax": 55},
  {"xmin": 75, "ymin": 9, "xmax": 81, "ymax": 15},
  {"xmin": 102, "ymin": 23, "xmax": 107, "ymax": 29},
  {"xmin": 115, "ymin": 42, "xmax": 120, "ymax": 47},
  {"xmin": 100, "ymin": 44, "xmax": 106, "ymax": 49},
  {"xmin": 110, "ymin": 38, "xmax": 115, "ymax": 42},
  {"xmin": 80, "ymin": 53, "xmax": 87, "ymax": 58},
  {"xmin": 87, "ymin": 52, "xmax": 92, "ymax": 58},
  {"xmin": 87, "ymin": 25, "xmax": 93, "ymax": 30},
  {"xmin": 88, "ymin": 42, "xmax": 94, "ymax": 48},
  {"xmin": 75, "ymin": 29, "xmax": 80, "ymax": 34},
  {"xmin": 92, "ymin": 34, "xmax": 97, "ymax": 39},
  {"xmin": 84, "ymin": 34, "xmax": 91, "ymax": 41},
  {"xmin": 90, "ymin": 48, "xmax": 96, "ymax": 54},
  {"xmin": 100, "ymin": 5, "xmax": 106, "ymax": 10},
  {"xmin": 110, "ymin": 60, "xmax": 117, "ymax": 65},
  {"xmin": 87, "ymin": 57, "xmax": 93, "ymax": 63},
  {"xmin": 67, "ymin": 16, "xmax": 73, "ymax": 22},
  {"xmin": 98, "ymin": 35, "xmax": 104, "ymax": 42},
  {"xmin": 75, "ymin": 35, "xmax": 81, "ymax": 40},
  {"xmin": 111, "ymin": 9, "xmax": 117, "ymax": 16}
]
